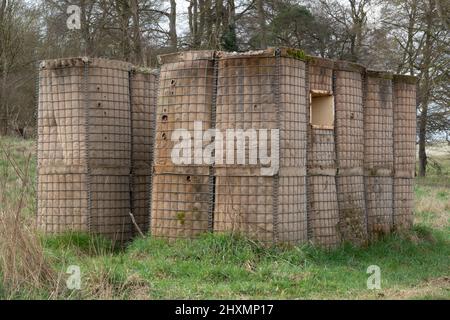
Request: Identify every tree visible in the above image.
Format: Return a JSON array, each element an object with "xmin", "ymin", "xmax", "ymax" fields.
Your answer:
[
  {"xmin": 381, "ymin": 0, "xmax": 449, "ymax": 176},
  {"xmin": 0, "ymin": 0, "xmax": 39, "ymax": 135}
]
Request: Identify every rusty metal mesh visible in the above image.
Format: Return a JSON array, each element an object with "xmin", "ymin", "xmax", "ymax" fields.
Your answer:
[
  {"xmin": 36, "ymin": 50, "xmax": 418, "ymax": 245},
  {"xmin": 150, "ymin": 51, "xmax": 215, "ymax": 239},
  {"xmin": 393, "ymin": 177, "xmax": 414, "ymax": 229},
  {"xmin": 37, "ymin": 58, "xmax": 133, "ymax": 241},
  {"xmin": 393, "ymin": 76, "xmax": 416, "ymax": 229},
  {"xmin": 306, "ymin": 58, "xmax": 340, "ymax": 248},
  {"xmin": 307, "ymin": 129, "xmax": 340, "ymax": 247},
  {"xmin": 151, "ymin": 171, "xmax": 210, "ymax": 239},
  {"xmin": 334, "ymin": 64, "xmax": 367, "ymax": 245},
  {"xmin": 308, "ymin": 57, "xmax": 334, "ymax": 92},
  {"xmin": 364, "ymin": 72, "xmax": 394, "ymax": 238},
  {"xmin": 130, "ymin": 70, "xmax": 158, "ymax": 235},
  {"xmin": 213, "ymin": 50, "xmax": 307, "ymax": 244}
]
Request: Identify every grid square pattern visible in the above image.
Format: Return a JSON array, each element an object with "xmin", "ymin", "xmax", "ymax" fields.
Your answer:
[
  {"xmin": 308, "ymin": 175, "xmax": 340, "ymax": 247},
  {"xmin": 393, "ymin": 177, "xmax": 414, "ymax": 230},
  {"xmin": 308, "ymin": 128, "xmax": 335, "ymax": 168},
  {"xmin": 393, "ymin": 77, "xmax": 416, "ymax": 229},
  {"xmin": 37, "ymin": 58, "xmax": 133, "ymax": 241},
  {"xmin": 365, "ymin": 176, "xmax": 393, "ymax": 237},
  {"xmin": 364, "ymin": 72, "xmax": 394, "ymax": 238},
  {"xmin": 151, "ymin": 173, "xmax": 210, "ymax": 239},
  {"xmin": 214, "ymin": 175, "xmax": 274, "ymax": 242},
  {"xmin": 86, "ymin": 63, "xmax": 131, "ymax": 168},
  {"xmin": 154, "ymin": 54, "xmax": 215, "ymax": 168},
  {"xmin": 215, "ymin": 56, "xmax": 277, "ymax": 167},
  {"xmin": 308, "ymin": 58, "xmax": 334, "ymax": 92},
  {"xmin": 131, "ymin": 71, "xmax": 157, "ymax": 168},
  {"xmin": 334, "ymin": 66, "xmax": 367, "ymax": 245},
  {"xmin": 278, "ymin": 175, "xmax": 308, "ymax": 243},
  {"xmin": 279, "ymin": 57, "xmax": 307, "ymax": 169},
  {"xmin": 150, "ymin": 52, "xmax": 216, "ymax": 239},
  {"xmin": 89, "ymin": 170, "xmax": 132, "ymax": 240},
  {"xmin": 131, "ymin": 171, "xmax": 152, "ymax": 235},
  {"xmin": 334, "ymin": 69, "xmax": 364, "ymax": 169},
  {"xmin": 38, "ymin": 64, "xmax": 86, "ymax": 167},
  {"xmin": 307, "ymin": 129, "xmax": 340, "ymax": 247},
  {"xmin": 37, "ymin": 51, "xmax": 418, "ymax": 245},
  {"xmin": 393, "ymin": 80, "xmax": 416, "ymax": 174},
  {"xmin": 37, "ymin": 171, "xmax": 89, "ymax": 233},
  {"xmin": 213, "ymin": 52, "xmax": 307, "ymax": 244},
  {"xmin": 364, "ymin": 74, "xmax": 394, "ymax": 169},
  {"xmin": 336, "ymin": 175, "xmax": 367, "ymax": 245},
  {"xmin": 130, "ymin": 71, "xmax": 158, "ymax": 235}
]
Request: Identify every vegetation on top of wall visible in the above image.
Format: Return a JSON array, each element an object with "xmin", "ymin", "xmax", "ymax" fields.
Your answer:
[{"xmin": 285, "ymin": 48, "xmax": 311, "ymax": 62}]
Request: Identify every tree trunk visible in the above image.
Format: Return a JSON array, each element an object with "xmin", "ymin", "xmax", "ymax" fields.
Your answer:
[
  {"xmin": 116, "ymin": 0, "xmax": 131, "ymax": 61},
  {"xmin": 1, "ymin": 65, "xmax": 7, "ymax": 135},
  {"xmin": 169, "ymin": 0, "xmax": 177, "ymax": 50},
  {"xmin": 418, "ymin": 0, "xmax": 434, "ymax": 177},
  {"xmin": 256, "ymin": 0, "xmax": 267, "ymax": 48},
  {"xmin": 1, "ymin": 0, "xmax": 8, "ymax": 135},
  {"xmin": 418, "ymin": 101, "xmax": 428, "ymax": 177},
  {"xmin": 131, "ymin": 0, "xmax": 144, "ymax": 65}
]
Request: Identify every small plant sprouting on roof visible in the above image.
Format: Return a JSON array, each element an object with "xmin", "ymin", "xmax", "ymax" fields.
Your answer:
[{"xmin": 286, "ymin": 48, "xmax": 311, "ymax": 61}]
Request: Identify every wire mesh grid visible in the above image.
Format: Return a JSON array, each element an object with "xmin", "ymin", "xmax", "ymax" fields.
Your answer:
[
  {"xmin": 307, "ymin": 128, "xmax": 340, "ymax": 247},
  {"xmin": 277, "ymin": 175, "xmax": 307, "ymax": 243},
  {"xmin": 393, "ymin": 75, "xmax": 416, "ymax": 229},
  {"xmin": 37, "ymin": 169, "xmax": 89, "ymax": 232},
  {"xmin": 364, "ymin": 71, "xmax": 394, "ymax": 237},
  {"xmin": 215, "ymin": 173, "xmax": 308, "ymax": 244},
  {"xmin": 214, "ymin": 175, "xmax": 274, "ymax": 241},
  {"xmin": 130, "ymin": 169, "xmax": 151, "ymax": 235},
  {"xmin": 334, "ymin": 67, "xmax": 365, "ymax": 169},
  {"xmin": 208, "ymin": 57, "xmax": 219, "ymax": 232},
  {"xmin": 214, "ymin": 54, "xmax": 278, "ymax": 165},
  {"xmin": 130, "ymin": 70, "xmax": 158, "ymax": 235},
  {"xmin": 34, "ymin": 60, "xmax": 40, "ymax": 227},
  {"xmin": 336, "ymin": 175, "xmax": 367, "ymax": 244},
  {"xmin": 365, "ymin": 176, "xmax": 393, "ymax": 236},
  {"xmin": 393, "ymin": 177, "xmax": 414, "ymax": 229},
  {"xmin": 36, "ymin": 51, "xmax": 417, "ymax": 244},
  {"xmin": 213, "ymin": 53, "xmax": 278, "ymax": 243},
  {"xmin": 305, "ymin": 59, "xmax": 312, "ymax": 242},
  {"xmin": 333, "ymin": 63, "xmax": 367, "ymax": 245},
  {"xmin": 215, "ymin": 174, "xmax": 309, "ymax": 244},
  {"xmin": 37, "ymin": 60, "xmax": 86, "ymax": 167},
  {"xmin": 213, "ymin": 50, "xmax": 307, "ymax": 244},
  {"xmin": 279, "ymin": 56, "xmax": 307, "ymax": 170},
  {"xmin": 308, "ymin": 57, "xmax": 334, "ymax": 93},
  {"xmin": 153, "ymin": 52, "xmax": 215, "ymax": 168},
  {"xmin": 151, "ymin": 172, "xmax": 210, "ymax": 239},
  {"xmin": 130, "ymin": 70, "xmax": 158, "ymax": 168},
  {"xmin": 89, "ymin": 168, "xmax": 131, "ymax": 240},
  {"xmin": 393, "ymin": 77, "xmax": 417, "ymax": 175},
  {"xmin": 37, "ymin": 59, "xmax": 88, "ymax": 233},
  {"xmin": 151, "ymin": 51, "xmax": 216, "ymax": 239},
  {"xmin": 37, "ymin": 58, "xmax": 133, "ymax": 240},
  {"xmin": 364, "ymin": 72, "xmax": 394, "ymax": 170}
]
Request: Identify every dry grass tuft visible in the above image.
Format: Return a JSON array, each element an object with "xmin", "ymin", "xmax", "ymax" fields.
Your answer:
[
  {"xmin": 83, "ymin": 264, "xmax": 151, "ymax": 300},
  {"xmin": 0, "ymin": 140, "xmax": 60, "ymax": 299},
  {"xmin": 0, "ymin": 209, "xmax": 58, "ymax": 298}
]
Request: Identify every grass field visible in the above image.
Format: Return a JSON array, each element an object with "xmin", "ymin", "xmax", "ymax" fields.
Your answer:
[{"xmin": 0, "ymin": 136, "xmax": 449, "ymax": 300}]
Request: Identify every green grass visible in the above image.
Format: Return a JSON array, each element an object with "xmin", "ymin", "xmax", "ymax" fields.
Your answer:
[
  {"xmin": 1, "ymin": 136, "xmax": 449, "ymax": 299},
  {"xmin": 37, "ymin": 227, "xmax": 448, "ymax": 299}
]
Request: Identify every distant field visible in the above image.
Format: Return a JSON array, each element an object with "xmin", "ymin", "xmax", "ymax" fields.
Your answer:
[{"xmin": 0, "ymin": 136, "xmax": 449, "ymax": 299}]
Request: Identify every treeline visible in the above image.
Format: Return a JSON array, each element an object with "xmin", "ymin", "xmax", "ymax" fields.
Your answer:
[{"xmin": 0, "ymin": 0, "xmax": 448, "ymax": 176}]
